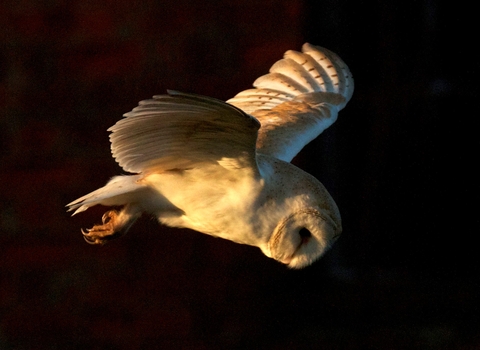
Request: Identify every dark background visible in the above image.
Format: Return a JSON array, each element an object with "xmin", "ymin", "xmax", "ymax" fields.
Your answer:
[{"xmin": 1, "ymin": 0, "xmax": 478, "ymax": 348}]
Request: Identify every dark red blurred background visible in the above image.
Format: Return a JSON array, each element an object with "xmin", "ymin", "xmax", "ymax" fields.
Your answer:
[{"xmin": 1, "ymin": 0, "xmax": 478, "ymax": 349}]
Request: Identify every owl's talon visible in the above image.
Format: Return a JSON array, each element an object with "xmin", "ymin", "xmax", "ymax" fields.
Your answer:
[
  {"xmin": 102, "ymin": 211, "xmax": 116, "ymax": 224},
  {"xmin": 81, "ymin": 210, "xmax": 119, "ymax": 245},
  {"xmin": 83, "ymin": 234, "xmax": 100, "ymax": 245}
]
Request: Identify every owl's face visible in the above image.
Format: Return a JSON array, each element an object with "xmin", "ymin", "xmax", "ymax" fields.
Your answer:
[{"xmin": 264, "ymin": 207, "xmax": 341, "ymax": 269}]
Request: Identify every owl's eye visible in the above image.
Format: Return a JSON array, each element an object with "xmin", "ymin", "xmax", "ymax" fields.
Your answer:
[{"xmin": 299, "ymin": 227, "xmax": 312, "ymax": 242}]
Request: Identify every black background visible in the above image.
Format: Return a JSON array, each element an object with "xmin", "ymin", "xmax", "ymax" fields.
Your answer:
[{"xmin": 1, "ymin": 0, "xmax": 478, "ymax": 348}]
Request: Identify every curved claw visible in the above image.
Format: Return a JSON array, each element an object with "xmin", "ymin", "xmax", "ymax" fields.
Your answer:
[
  {"xmin": 83, "ymin": 234, "xmax": 98, "ymax": 245},
  {"xmin": 79, "ymin": 209, "xmax": 132, "ymax": 246},
  {"xmin": 81, "ymin": 228, "xmax": 107, "ymax": 245}
]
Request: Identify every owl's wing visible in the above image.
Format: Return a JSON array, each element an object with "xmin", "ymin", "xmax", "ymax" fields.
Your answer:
[
  {"xmin": 109, "ymin": 90, "xmax": 260, "ymax": 175},
  {"xmin": 227, "ymin": 43, "xmax": 353, "ymax": 162}
]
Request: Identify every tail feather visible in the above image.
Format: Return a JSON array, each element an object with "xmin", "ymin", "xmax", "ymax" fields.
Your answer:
[{"xmin": 67, "ymin": 175, "xmax": 146, "ymax": 215}]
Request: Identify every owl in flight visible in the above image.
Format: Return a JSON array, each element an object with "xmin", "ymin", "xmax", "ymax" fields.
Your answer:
[{"xmin": 67, "ymin": 43, "xmax": 353, "ymax": 269}]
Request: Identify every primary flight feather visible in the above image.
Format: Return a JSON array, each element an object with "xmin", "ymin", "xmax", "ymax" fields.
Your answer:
[{"xmin": 67, "ymin": 43, "xmax": 353, "ymax": 269}]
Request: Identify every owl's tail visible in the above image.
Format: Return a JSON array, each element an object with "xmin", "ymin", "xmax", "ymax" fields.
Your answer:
[{"xmin": 66, "ymin": 175, "xmax": 148, "ymax": 216}]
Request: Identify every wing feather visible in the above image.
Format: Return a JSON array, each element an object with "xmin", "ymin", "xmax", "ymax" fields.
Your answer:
[
  {"xmin": 269, "ymin": 58, "xmax": 322, "ymax": 91},
  {"xmin": 227, "ymin": 43, "xmax": 353, "ymax": 162},
  {"xmin": 225, "ymin": 88, "xmax": 294, "ymax": 114},
  {"xmin": 109, "ymin": 91, "xmax": 260, "ymax": 174},
  {"xmin": 253, "ymin": 72, "xmax": 310, "ymax": 95}
]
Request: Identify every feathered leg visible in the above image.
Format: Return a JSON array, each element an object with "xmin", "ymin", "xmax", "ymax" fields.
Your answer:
[{"xmin": 82, "ymin": 204, "xmax": 142, "ymax": 245}]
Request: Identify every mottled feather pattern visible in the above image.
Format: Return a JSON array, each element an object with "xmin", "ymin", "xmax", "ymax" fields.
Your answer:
[
  {"xmin": 253, "ymin": 72, "xmax": 310, "ymax": 94},
  {"xmin": 224, "ymin": 89, "xmax": 293, "ymax": 114},
  {"xmin": 300, "ymin": 45, "xmax": 353, "ymax": 103},
  {"xmin": 228, "ymin": 43, "xmax": 353, "ymax": 162},
  {"xmin": 252, "ymin": 100, "xmax": 335, "ymax": 162},
  {"xmin": 228, "ymin": 43, "xmax": 353, "ymax": 112},
  {"xmin": 269, "ymin": 58, "xmax": 322, "ymax": 91}
]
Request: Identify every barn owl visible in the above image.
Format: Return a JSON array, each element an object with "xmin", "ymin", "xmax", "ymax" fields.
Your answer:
[{"xmin": 67, "ymin": 43, "xmax": 353, "ymax": 269}]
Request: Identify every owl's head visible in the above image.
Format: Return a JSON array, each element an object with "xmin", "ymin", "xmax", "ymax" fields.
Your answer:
[{"xmin": 264, "ymin": 207, "xmax": 341, "ymax": 269}]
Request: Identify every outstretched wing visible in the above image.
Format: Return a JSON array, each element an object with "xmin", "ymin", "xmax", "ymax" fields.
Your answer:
[
  {"xmin": 109, "ymin": 90, "xmax": 260, "ymax": 175},
  {"xmin": 227, "ymin": 43, "xmax": 353, "ymax": 162}
]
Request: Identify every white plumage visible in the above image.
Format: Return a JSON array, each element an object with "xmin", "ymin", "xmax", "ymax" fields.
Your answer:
[{"xmin": 67, "ymin": 43, "xmax": 353, "ymax": 269}]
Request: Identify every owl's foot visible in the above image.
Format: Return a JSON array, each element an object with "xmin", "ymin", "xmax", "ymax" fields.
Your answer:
[
  {"xmin": 82, "ymin": 210, "xmax": 122, "ymax": 245},
  {"xmin": 82, "ymin": 206, "xmax": 141, "ymax": 245}
]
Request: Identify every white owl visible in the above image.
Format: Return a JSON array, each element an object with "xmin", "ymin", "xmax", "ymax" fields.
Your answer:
[{"xmin": 67, "ymin": 43, "xmax": 353, "ymax": 269}]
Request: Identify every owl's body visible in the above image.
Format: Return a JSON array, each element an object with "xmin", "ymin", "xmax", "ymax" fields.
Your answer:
[{"xmin": 68, "ymin": 43, "xmax": 353, "ymax": 269}]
